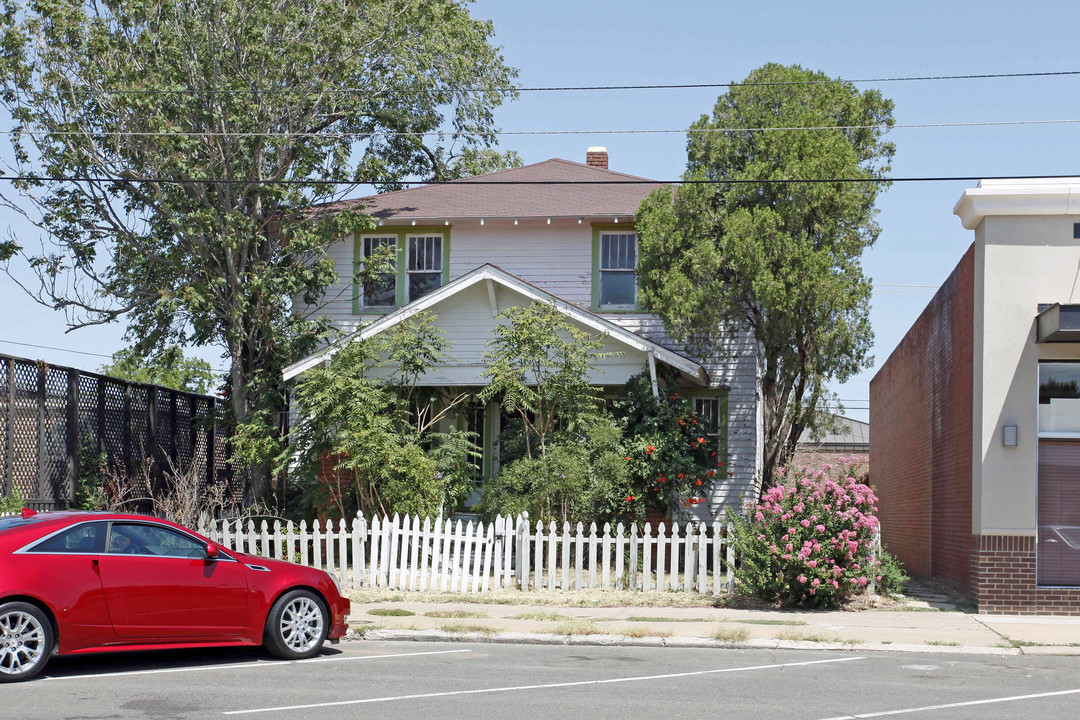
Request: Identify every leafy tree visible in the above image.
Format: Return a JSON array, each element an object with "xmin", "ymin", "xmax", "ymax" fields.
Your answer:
[
  {"xmin": 100, "ymin": 346, "xmax": 217, "ymax": 395},
  {"xmin": 636, "ymin": 63, "xmax": 894, "ymax": 488},
  {"xmin": 479, "ymin": 301, "xmax": 611, "ymax": 458},
  {"xmin": 267, "ymin": 312, "xmax": 479, "ymax": 518},
  {"xmin": 443, "ymin": 148, "xmax": 523, "ymax": 180},
  {"xmin": 0, "ymin": 0, "xmax": 517, "ymax": 500}
]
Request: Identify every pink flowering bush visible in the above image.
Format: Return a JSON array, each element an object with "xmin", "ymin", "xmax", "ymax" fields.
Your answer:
[{"xmin": 731, "ymin": 457, "xmax": 884, "ymax": 608}]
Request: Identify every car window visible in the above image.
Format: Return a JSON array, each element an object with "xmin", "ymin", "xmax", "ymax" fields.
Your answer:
[
  {"xmin": 108, "ymin": 523, "xmax": 206, "ymax": 558},
  {"xmin": 26, "ymin": 522, "xmax": 107, "ymax": 553}
]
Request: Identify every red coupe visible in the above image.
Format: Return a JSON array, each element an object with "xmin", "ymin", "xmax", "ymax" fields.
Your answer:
[{"xmin": 0, "ymin": 509, "xmax": 350, "ymax": 682}]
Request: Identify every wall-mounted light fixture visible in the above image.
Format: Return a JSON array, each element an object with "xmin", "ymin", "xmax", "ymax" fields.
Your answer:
[
  {"xmin": 1002, "ymin": 424, "xmax": 1018, "ymax": 447},
  {"xmin": 514, "ymin": 218, "xmax": 519, "ymax": 226},
  {"xmin": 546, "ymin": 218, "xmax": 551, "ymax": 224},
  {"xmin": 444, "ymin": 219, "xmax": 449, "ymax": 226},
  {"xmin": 614, "ymin": 217, "xmax": 619, "ymax": 224},
  {"xmin": 480, "ymin": 218, "xmax": 485, "ymax": 226},
  {"xmin": 578, "ymin": 217, "xmax": 583, "ymax": 224},
  {"xmin": 411, "ymin": 220, "xmax": 417, "ymax": 226}
]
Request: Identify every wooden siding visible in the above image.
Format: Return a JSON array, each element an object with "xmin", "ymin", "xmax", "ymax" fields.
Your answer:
[{"xmin": 306, "ymin": 218, "xmax": 762, "ymax": 515}]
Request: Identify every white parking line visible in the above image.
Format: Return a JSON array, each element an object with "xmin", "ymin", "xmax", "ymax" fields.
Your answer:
[
  {"xmin": 44, "ymin": 648, "xmax": 472, "ymax": 681},
  {"xmin": 223, "ymin": 655, "xmax": 865, "ymax": 715},
  {"xmin": 818, "ymin": 687, "xmax": 1080, "ymax": 719}
]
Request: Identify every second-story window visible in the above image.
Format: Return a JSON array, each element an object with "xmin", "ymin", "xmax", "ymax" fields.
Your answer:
[
  {"xmin": 408, "ymin": 235, "xmax": 443, "ymax": 301},
  {"xmin": 361, "ymin": 236, "xmax": 397, "ymax": 308},
  {"xmin": 599, "ymin": 232, "xmax": 637, "ymax": 308}
]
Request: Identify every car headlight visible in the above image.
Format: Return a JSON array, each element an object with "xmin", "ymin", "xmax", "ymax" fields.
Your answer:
[{"xmin": 325, "ymin": 570, "xmax": 341, "ymax": 594}]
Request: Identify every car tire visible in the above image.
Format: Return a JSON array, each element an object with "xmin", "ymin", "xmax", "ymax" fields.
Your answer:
[
  {"xmin": 263, "ymin": 590, "xmax": 328, "ymax": 660},
  {"xmin": 0, "ymin": 602, "xmax": 53, "ymax": 683}
]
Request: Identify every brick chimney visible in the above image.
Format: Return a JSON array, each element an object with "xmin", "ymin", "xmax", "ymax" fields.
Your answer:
[{"xmin": 586, "ymin": 146, "xmax": 609, "ymax": 170}]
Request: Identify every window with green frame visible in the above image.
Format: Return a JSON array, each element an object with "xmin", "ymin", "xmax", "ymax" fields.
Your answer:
[
  {"xmin": 591, "ymin": 224, "xmax": 640, "ymax": 311},
  {"xmin": 353, "ymin": 227, "xmax": 451, "ymax": 313},
  {"xmin": 691, "ymin": 390, "xmax": 729, "ymax": 466}
]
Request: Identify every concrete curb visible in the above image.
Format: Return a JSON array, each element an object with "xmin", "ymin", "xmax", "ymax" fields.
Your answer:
[{"xmin": 347, "ymin": 628, "xmax": 1030, "ymax": 656}]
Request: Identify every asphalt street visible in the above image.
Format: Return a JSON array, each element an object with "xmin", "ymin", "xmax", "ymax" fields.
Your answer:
[{"xmin": 4, "ymin": 640, "xmax": 1080, "ymax": 720}]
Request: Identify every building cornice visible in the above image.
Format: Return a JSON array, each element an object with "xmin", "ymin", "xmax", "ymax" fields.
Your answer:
[{"xmin": 953, "ymin": 178, "xmax": 1080, "ymax": 230}]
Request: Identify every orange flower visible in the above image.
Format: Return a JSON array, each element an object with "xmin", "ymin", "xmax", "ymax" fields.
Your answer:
[
  {"xmin": 624, "ymin": 456, "xmax": 631, "ymax": 461},
  {"xmin": 658, "ymin": 477, "xmax": 666, "ymax": 483},
  {"xmin": 625, "ymin": 495, "xmax": 635, "ymax": 502},
  {"xmin": 697, "ymin": 437, "xmax": 705, "ymax": 444},
  {"xmin": 695, "ymin": 479, "xmax": 702, "ymax": 486}
]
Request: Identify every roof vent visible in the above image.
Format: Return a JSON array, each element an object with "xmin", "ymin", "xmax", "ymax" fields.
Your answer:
[{"xmin": 586, "ymin": 147, "xmax": 608, "ymax": 170}]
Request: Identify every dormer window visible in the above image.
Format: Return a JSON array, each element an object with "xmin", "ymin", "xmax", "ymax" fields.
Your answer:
[{"xmin": 598, "ymin": 231, "xmax": 637, "ymax": 309}]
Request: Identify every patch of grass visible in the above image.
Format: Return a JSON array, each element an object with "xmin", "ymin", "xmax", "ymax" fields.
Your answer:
[
  {"xmin": 367, "ymin": 608, "xmax": 415, "ymax": 617},
  {"xmin": 776, "ymin": 628, "xmax": 864, "ymax": 646},
  {"xmin": 728, "ymin": 618, "xmax": 808, "ymax": 626},
  {"xmin": 552, "ymin": 620, "xmax": 603, "ymax": 636},
  {"xmin": 423, "ymin": 610, "xmax": 488, "ymax": 619},
  {"xmin": 711, "ymin": 626, "xmax": 750, "ymax": 644},
  {"xmin": 925, "ymin": 640, "xmax": 963, "ymax": 647},
  {"xmin": 349, "ymin": 624, "xmax": 386, "ymax": 638},
  {"xmin": 621, "ymin": 626, "xmax": 673, "ymax": 638},
  {"xmin": 510, "ymin": 611, "xmax": 574, "ymax": 622},
  {"xmin": 623, "ymin": 616, "xmax": 711, "ymax": 623},
  {"xmin": 996, "ymin": 635, "xmax": 1042, "ymax": 649},
  {"xmin": 438, "ymin": 622, "xmax": 500, "ymax": 636},
  {"xmin": 880, "ymin": 640, "xmax": 892, "ymax": 645}
]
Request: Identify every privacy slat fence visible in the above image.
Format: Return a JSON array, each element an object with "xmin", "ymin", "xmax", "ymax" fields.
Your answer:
[{"xmin": 199, "ymin": 512, "xmax": 736, "ymax": 596}]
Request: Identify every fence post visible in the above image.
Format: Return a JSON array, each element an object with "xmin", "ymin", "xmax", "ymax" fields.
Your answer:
[
  {"xmin": 3, "ymin": 358, "xmax": 13, "ymax": 498},
  {"xmin": 726, "ymin": 522, "xmax": 736, "ymax": 593},
  {"xmin": 36, "ymin": 363, "xmax": 46, "ymax": 502},
  {"xmin": 868, "ymin": 527, "xmax": 882, "ymax": 595},
  {"xmin": 66, "ymin": 370, "xmax": 79, "ymax": 508}
]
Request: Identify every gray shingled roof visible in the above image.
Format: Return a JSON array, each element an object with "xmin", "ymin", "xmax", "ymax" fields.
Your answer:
[
  {"xmin": 798, "ymin": 415, "xmax": 870, "ymax": 449},
  {"xmin": 311, "ymin": 158, "xmax": 662, "ymax": 220}
]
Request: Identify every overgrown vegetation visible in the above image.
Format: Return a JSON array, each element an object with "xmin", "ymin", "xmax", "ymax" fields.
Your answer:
[{"xmin": 268, "ymin": 312, "xmax": 480, "ymax": 519}]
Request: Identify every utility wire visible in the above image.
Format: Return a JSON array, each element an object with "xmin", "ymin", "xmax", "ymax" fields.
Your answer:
[
  {"xmin": 0, "ymin": 173, "xmax": 1076, "ymax": 186},
  {"xmin": 41, "ymin": 69, "xmax": 1080, "ymax": 96},
  {"xmin": 5, "ymin": 117, "xmax": 1080, "ymax": 139},
  {"xmin": 0, "ymin": 338, "xmax": 229, "ymax": 372}
]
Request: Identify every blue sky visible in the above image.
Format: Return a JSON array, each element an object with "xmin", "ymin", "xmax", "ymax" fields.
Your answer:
[{"xmin": 5, "ymin": 0, "xmax": 1080, "ymax": 419}]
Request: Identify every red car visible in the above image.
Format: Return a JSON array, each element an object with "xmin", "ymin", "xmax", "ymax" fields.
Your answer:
[{"xmin": 0, "ymin": 509, "xmax": 350, "ymax": 682}]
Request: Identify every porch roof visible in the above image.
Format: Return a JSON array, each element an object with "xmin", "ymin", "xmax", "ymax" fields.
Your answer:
[{"xmin": 282, "ymin": 264, "xmax": 709, "ymax": 384}]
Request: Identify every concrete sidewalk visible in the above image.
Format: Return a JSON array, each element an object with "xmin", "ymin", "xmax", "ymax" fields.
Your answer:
[{"xmin": 347, "ymin": 597, "xmax": 1080, "ymax": 656}]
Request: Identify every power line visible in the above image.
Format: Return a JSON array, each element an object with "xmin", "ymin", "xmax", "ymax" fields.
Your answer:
[
  {"xmin": 0, "ymin": 172, "xmax": 1077, "ymax": 187},
  {"xmin": 0, "ymin": 338, "xmax": 229, "ymax": 372},
  {"xmin": 40, "ymin": 69, "xmax": 1080, "ymax": 96},
  {"xmin": 6, "ymin": 117, "xmax": 1080, "ymax": 140}
]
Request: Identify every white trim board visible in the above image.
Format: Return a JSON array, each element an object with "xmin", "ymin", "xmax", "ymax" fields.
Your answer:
[{"xmin": 283, "ymin": 264, "xmax": 708, "ymax": 384}]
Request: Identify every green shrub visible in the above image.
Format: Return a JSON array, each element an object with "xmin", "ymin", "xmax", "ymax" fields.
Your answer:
[
  {"xmin": 875, "ymin": 549, "xmax": 909, "ymax": 596},
  {"xmin": 0, "ymin": 490, "xmax": 23, "ymax": 514}
]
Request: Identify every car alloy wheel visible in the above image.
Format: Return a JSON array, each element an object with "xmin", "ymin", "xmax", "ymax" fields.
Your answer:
[
  {"xmin": 0, "ymin": 604, "xmax": 50, "ymax": 681},
  {"xmin": 279, "ymin": 596, "xmax": 325, "ymax": 654}
]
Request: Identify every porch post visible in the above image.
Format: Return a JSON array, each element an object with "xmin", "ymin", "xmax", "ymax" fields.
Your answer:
[{"xmin": 647, "ymin": 352, "xmax": 659, "ymax": 399}]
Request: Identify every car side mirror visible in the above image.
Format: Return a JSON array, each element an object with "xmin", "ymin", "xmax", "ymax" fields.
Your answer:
[{"xmin": 205, "ymin": 542, "xmax": 219, "ymax": 559}]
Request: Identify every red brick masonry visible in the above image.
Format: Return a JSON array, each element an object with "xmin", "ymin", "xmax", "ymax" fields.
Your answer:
[
  {"xmin": 870, "ymin": 244, "xmax": 974, "ymax": 591},
  {"xmin": 972, "ymin": 534, "xmax": 1080, "ymax": 615}
]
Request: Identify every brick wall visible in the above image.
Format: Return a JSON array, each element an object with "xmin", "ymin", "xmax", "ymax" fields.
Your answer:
[
  {"xmin": 870, "ymin": 244, "xmax": 974, "ymax": 592},
  {"xmin": 971, "ymin": 534, "xmax": 1080, "ymax": 615}
]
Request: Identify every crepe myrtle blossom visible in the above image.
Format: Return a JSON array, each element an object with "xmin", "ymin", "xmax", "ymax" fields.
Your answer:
[{"xmin": 729, "ymin": 456, "xmax": 878, "ymax": 608}]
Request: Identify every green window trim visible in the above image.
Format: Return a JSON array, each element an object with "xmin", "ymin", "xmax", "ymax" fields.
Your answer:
[
  {"xmin": 591, "ymin": 223, "xmax": 643, "ymax": 312},
  {"xmin": 689, "ymin": 388, "xmax": 729, "ymax": 473},
  {"xmin": 352, "ymin": 226, "xmax": 451, "ymax": 314}
]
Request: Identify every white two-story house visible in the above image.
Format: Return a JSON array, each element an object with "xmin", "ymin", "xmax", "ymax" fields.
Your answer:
[{"xmin": 283, "ymin": 148, "xmax": 763, "ymax": 518}]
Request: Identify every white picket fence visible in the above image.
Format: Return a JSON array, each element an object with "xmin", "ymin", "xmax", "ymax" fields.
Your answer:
[{"xmin": 198, "ymin": 512, "xmax": 736, "ymax": 596}]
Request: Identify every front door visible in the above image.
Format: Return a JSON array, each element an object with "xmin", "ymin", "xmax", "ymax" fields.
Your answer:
[{"xmin": 97, "ymin": 521, "xmax": 248, "ymax": 639}]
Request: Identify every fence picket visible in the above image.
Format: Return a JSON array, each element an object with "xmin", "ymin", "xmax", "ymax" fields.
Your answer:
[
  {"xmin": 492, "ymin": 516, "xmax": 503, "ymax": 590},
  {"xmin": 614, "ymin": 523, "xmax": 625, "ymax": 589},
  {"xmin": 480, "ymin": 521, "xmax": 495, "ymax": 593},
  {"xmin": 533, "ymin": 520, "xmax": 544, "ymax": 591},
  {"xmin": 463, "ymin": 520, "xmax": 478, "ymax": 593},
  {"xmin": 450, "ymin": 520, "xmax": 464, "ymax": 592},
  {"xmin": 325, "ymin": 518, "xmax": 336, "ymax": 578},
  {"xmin": 222, "ymin": 518, "xmax": 232, "ymax": 552},
  {"xmin": 518, "ymin": 513, "xmax": 530, "ymax": 591},
  {"xmin": 712, "ymin": 521, "xmax": 723, "ymax": 596},
  {"xmin": 358, "ymin": 515, "xmax": 371, "ymax": 587},
  {"xmin": 657, "ymin": 522, "xmax": 669, "ymax": 590},
  {"xmin": 546, "ymin": 521, "xmax": 557, "ymax": 591},
  {"xmin": 439, "ymin": 518, "xmax": 453, "ymax": 591},
  {"xmin": 287, "ymin": 521, "xmax": 297, "ymax": 566},
  {"xmin": 601, "ymin": 522, "xmax": 611, "ymax": 589},
  {"xmin": 368, "ymin": 516, "xmax": 381, "ymax": 587},
  {"xmin": 469, "ymin": 521, "xmax": 484, "ymax": 593},
  {"xmin": 503, "ymin": 515, "xmax": 515, "ymax": 588},
  {"xmin": 573, "ymin": 522, "xmax": 584, "ymax": 590},
  {"xmin": 405, "ymin": 515, "xmax": 419, "ymax": 591},
  {"xmin": 261, "ymin": 520, "xmax": 270, "ymax": 559},
  {"xmin": 338, "ymin": 518, "xmax": 348, "ymax": 584},
  {"xmin": 586, "ymin": 522, "xmax": 598, "ymax": 589},
  {"xmin": 299, "ymin": 520, "xmax": 309, "ymax": 567},
  {"xmin": 697, "ymin": 522, "xmax": 708, "ymax": 594},
  {"xmin": 560, "ymin": 522, "xmax": 571, "ymax": 590},
  {"xmin": 726, "ymin": 522, "xmax": 735, "ymax": 593},
  {"xmin": 669, "ymin": 522, "xmax": 680, "ymax": 591},
  {"xmin": 387, "ymin": 514, "xmax": 401, "ymax": 589},
  {"xmin": 418, "ymin": 516, "xmax": 432, "ymax": 592},
  {"xmin": 642, "ymin": 523, "xmax": 652, "ymax": 592}
]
